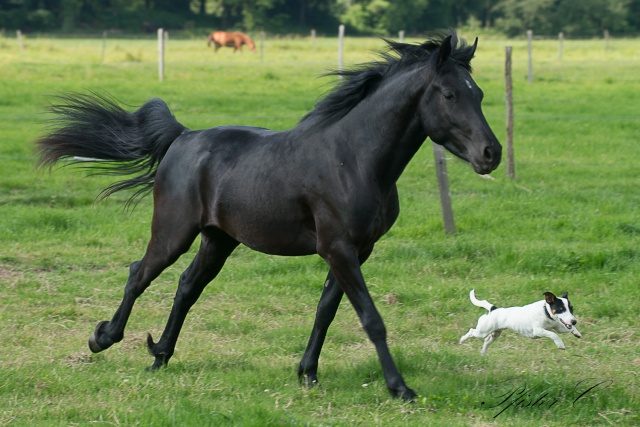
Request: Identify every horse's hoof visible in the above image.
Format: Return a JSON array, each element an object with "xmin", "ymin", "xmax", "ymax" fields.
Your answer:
[
  {"xmin": 402, "ymin": 388, "xmax": 418, "ymax": 402},
  {"xmin": 145, "ymin": 361, "xmax": 163, "ymax": 372},
  {"xmin": 88, "ymin": 321, "xmax": 108, "ymax": 353},
  {"xmin": 391, "ymin": 386, "xmax": 418, "ymax": 402},
  {"xmin": 297, "ymin": 365, "xmax": 319, "ymax": 387},
  {"xmin": 146, "ymin": 333, "xmax": 171, "ymax": 368},
  {"xmin": 303, "ymin": 374, "xmax": 319, "ymax": 388},
  {"xmin": 88, "ymin": 334, "xmax": 102, "ymax": 353}
]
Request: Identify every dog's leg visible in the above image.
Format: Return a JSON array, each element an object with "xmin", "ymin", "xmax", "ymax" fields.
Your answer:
[
  {"xmin": 460, "ymin": 314, "xmax": 492, "ymax": 344},
  {"xmin": 571, "ymin": 326, "xmax": 582, "ymax": 338},
  {"xmin": 480, "ymin": 330, "xmax": 502, "ymax": 355},
  {"xmin": 459, "ymin": 328, "xmax": 479, "ymax": 344},
  {"xmin": 533, "ymin": 328, "xmax": 566, "ymax": 350}
]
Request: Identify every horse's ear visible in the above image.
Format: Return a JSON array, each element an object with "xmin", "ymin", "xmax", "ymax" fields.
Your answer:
[
  {"xmin": 436, "ymin": 35, "xmax": 453, "ymax": 70},
  {"xmin": 470, "ymin": 37, "xmax": 478, "ymax": 56}
]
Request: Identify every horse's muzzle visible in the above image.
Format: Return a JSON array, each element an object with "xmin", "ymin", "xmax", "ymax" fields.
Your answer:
[
  {"xmin": 473, "ymin": 142, "xmax": 502, "ymax": 174},
  {"xmin": 441, "ymin": 138, "xmax": 502, "ymax": 175}
]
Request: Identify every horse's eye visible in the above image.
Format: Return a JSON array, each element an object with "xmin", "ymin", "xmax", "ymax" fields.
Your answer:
[{"xmin": 443, "ymin": 92, "xmax": 455, "ymax": 101}]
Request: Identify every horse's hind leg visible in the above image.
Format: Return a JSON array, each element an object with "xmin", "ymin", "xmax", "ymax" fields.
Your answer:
[
  {"xmin": 88, "ymin": 212, "xmax": 200, "ymax": 354},
  {"xmin": 147, "ymin": 229, "xmax": 239, "ymax": 369}
]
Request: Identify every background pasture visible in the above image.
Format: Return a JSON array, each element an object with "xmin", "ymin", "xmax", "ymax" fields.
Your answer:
[{"xmin": 1, "ymin": 34, "xmax": 639, "ymax": 426}]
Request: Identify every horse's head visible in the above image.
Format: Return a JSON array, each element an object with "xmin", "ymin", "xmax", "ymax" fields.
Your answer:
[
  {"xmin": 419, "ymin": 35, "xmax": 501, "ymax": 175},
  {"xmin": 242, "ymin": 34, "xmax": 256, "ymax": 51}
]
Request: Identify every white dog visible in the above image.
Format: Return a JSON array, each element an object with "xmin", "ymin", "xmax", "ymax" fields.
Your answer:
[{"xmin": 459, "ymin": 289, "xmax": 581, "ymax": 355}]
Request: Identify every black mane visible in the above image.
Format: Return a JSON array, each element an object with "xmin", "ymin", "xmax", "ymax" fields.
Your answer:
[{"xmin": 299, "ymin": 31, "xmax": 476, "ymax": 129}]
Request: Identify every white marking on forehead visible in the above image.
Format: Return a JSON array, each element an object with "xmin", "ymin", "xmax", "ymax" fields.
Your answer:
[{"xmin": 465, "ymin": 79, "xmax": 473, "ymax": 90}]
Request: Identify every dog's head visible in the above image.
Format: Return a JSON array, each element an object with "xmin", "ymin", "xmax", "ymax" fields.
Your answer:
[{"xmin": 543, "ymin": 291, "xmax": 580, "ymax": 336}]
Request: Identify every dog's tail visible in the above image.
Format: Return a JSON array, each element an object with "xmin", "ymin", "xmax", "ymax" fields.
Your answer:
[{"xmin": 469, "ymin": 289, "xmax": 497, "ymax": 312}]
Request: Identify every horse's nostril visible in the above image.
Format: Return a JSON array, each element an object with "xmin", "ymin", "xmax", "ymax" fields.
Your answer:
[{"xmin": 483, "ymin": 146, "xmax": 493, "ymax": 162}]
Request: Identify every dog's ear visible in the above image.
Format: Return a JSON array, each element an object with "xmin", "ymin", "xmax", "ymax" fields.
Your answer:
[
  {"xmin": 543, "ymin": 292, "xmax": 556, "ymax": 304},
  {"xmin": 561, "ymin": 292, "xmax": 568, "ymax": 298}
]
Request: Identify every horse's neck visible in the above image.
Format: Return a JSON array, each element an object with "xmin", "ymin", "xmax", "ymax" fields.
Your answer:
[{"xmin": 339, "ymin": 68, "xmax": 431, "ymax": 185}]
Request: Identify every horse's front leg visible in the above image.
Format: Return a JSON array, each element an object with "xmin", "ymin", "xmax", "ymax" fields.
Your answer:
[
  {"xmin": 320, "ymin": 242, "xmax": 417, "ymax": 401},
  {"xmin": 298, "ymin": 271, "xmax": 343, "ymax": 386},
  {"xmin": 298, "ymin": 247, "xmax": 373, "ymax": 387}
]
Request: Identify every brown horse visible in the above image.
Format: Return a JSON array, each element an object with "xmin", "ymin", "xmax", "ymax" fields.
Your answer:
[{"xmin": 207, "ymin": 31, "xmax": 256, "ymax": 53}]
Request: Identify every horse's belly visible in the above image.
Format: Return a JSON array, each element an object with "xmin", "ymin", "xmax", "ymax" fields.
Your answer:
[
  {"xmin": 240, "ymin": 228, "xmax": 318, "ymax": 256},
  {"xmin": 207, "ymin": 198, "xmax": 318, "ymax": 256}
]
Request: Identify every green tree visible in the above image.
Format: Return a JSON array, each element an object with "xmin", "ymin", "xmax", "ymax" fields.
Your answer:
[
  {"xmin": 381, "ymin": 0, "xmax": 429, "ymax": 34},
  {"xmin": 3, "ymin": 0, "xmax": 640, "ymax": 35},
  {"xmin": 61, "ymin": 0, "xmax": 83, "ymax": 31},
  {"xmin": 492, "ymin": 0, "xmax": 634, "ymax": 36},
  {"xmin": 555, "ymin": 0, "xmax": 631, "ymax": 36},
  {"xmin": 492, "ymin": 0, "xmax": 555, "ymax": 36},
  {"xmin": 155, "ymin": 0, "xmax": 190, "ymax": 13},
  {"xmin": 336, "ymin": 0, "xmax": 388, "ymax": 35}
]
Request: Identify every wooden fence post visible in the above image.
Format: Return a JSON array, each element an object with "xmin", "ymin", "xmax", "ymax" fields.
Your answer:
[
  {"xmin": 527, "ymin": 29, "xmax": 533, "ymax": 83},
  {"xmin": 157, "ymin": 28, "xmax": 164, "ymax": 82},
  {"xmin": 433, "ymin": 143, "xmax": 456, "ymax": 234},
  {"xmin": 505, "ymin": 46, "xmax": 515, "ymax": 179},
  {"xmin": 259, "ymin": 31, "xmax": 265, "ymax": 62},
  {"xmin": 101, "ymin": 31, "xmax": 107, "ymax": 62},
  {"xmin": 16, "ymin": 30, "xmax": 24, "ymax": 51},
  {"xmin": 338, "ymin": 25, "xmax": 345, "ymax": 74},
  {"xmin": 558, "ymin": 32, "xmax": 564, "ymax": 62}
]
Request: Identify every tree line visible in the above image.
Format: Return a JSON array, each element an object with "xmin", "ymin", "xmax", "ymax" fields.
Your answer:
[{"xmin": 2, "ymin": 0, "xmax": 639, "ymax": 37}]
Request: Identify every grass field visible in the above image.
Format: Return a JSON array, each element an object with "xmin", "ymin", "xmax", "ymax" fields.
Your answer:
[{"xmin": 1, "ymin": 32, "xmax": 639, "ymax": 426}]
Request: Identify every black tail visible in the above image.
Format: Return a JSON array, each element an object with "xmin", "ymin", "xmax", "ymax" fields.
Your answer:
[{"xmin": 35, "ymin": 91, "xmax": 187, "ymax": 207}]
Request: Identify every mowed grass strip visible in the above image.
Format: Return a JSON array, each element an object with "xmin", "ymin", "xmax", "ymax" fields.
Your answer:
[{"xmin": 1, "ymin": 35, "xmax": 639, "ymax": 426}]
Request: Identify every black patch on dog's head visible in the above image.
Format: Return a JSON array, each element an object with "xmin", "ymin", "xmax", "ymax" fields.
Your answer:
[
  {"xmin": 544, "ymin": 291, "xmax": 567, "ymax": 315},
  {"xmin": 561, "ymin": 291, "xmax": 574, "ymax": 314}
]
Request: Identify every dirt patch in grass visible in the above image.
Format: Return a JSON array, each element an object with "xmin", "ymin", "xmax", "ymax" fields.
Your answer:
[{"xmin": 0, "ymin": 265, "xmax": 24, "ymax": 286}]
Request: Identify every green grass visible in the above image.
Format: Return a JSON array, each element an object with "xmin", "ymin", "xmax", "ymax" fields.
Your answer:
[{"xmin": 1, "ymin": 34, "xmax": 639, "ymax": 426}]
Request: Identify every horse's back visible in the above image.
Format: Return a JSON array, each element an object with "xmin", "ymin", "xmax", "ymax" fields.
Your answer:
[
  {"xmin": 211, "ymin": 31, "xmax": 239, "ymax": 45},
  {"xmin": 209, "ymin": 31, "xmax": 229, "ymax": 45},
  {"xmin": 160, "ymin": 126, "xmax": 275, "ymax": 174}
]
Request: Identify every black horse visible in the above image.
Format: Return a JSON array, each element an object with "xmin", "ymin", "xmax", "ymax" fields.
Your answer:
[{"xmin": 36, "ymin": 32, "xmax": 501, "ymax": 401}]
